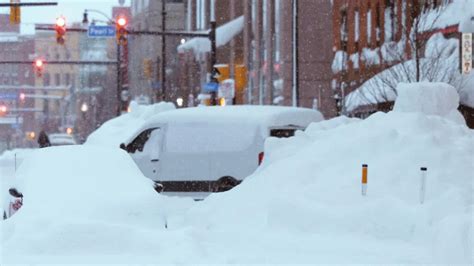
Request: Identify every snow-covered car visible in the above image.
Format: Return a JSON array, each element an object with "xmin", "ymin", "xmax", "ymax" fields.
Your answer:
[
  {"xmin": 48, "ymin": 133, "xmax": 77, "ymax": 146},
  {"xmin": 120, "ymin": 105, "xmax": 324, "ymax": 198},
  {"xmin": 1, "ymin": 145, "xmax": 193, "ymax": 262},
  {"xmin": 2, "ymin": 188, "xmax": 23, "ymax": 220}
]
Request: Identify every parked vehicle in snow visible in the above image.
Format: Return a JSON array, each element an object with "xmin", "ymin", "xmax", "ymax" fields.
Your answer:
[
  {"xmin": 3, "ymin": 188, "xmax": 23, "ymax": 220},
  {"xmin": 120, "ymin": 106, "xmax": 324, "ymax": 199},
  {"xmin": 49, "ymin": 133, "xmax": 77, "ymax": 146}
]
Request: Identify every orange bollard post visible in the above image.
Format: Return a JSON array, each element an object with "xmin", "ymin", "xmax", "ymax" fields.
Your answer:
[{"xmin": 361, "ymin": 164, "xmax": 368, "ymax": 196}]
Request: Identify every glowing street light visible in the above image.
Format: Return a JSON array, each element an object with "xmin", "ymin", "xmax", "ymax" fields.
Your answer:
[
  {"xmin": 176, "ymin": 97, "xmax": 184, "ymax": 107},
  {"xmin": 80, "ymin": 102, "xmax": 88, "ymax": 112}
]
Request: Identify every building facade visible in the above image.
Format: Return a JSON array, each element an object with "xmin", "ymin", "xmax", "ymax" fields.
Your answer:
[
  {"xmin": 0, "ymin": 14, "xmax": 35, "ymax": 151},
  {"xmin": 129, "ymin": 0, "xmax": 186, "ymax": 104},
  {"xmin": 34, "ymin": 24, "xmax": 81, "ymax": 135}
]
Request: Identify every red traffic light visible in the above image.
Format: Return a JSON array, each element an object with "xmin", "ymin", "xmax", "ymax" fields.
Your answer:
[
  {"xmin": 0, "ymin": 105, "xmax": 7, "ymax": 114},
  {"xmin": 35, "ymin": 59, "xmax": 44, "ymax": 68},
  {"xmin": 56, "ymin": 16, "xmax": 66, "ymax": 27},
  {"xmin": 19, "ymin": 93, "xmax": 26, "ymax": 101},
  {"xmin": 117, "ymin": 17, "xmax": 127, "ymax": 27}
]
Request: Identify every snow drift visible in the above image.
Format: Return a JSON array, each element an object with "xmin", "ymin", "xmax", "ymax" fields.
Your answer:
[{"xmin": 2, "ymin": 83, "xmax": 473, "ymax": 264}]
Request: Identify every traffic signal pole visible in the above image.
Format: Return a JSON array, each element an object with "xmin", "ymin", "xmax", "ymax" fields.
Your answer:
[
  {"xmin": 161, "ymin": 0, "xmax": 167, "ymax": 102},
  {"xmin": 210, "ymin": 21, "xmax": 217, "ymax": 105},
  {"xmin": 33, "ymin": 22, "xmax": 217, "ymax": 107},
  {"xmin": 117, "ymin": 43, "xmax": 122, "ymax": 116}
]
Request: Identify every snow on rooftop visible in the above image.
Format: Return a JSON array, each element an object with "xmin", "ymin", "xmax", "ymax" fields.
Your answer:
[
  {"xmin": 345, "ymin": 33, "xmax": 474, "ymax": 112},
  {"xmin": 144, "ymin": 105, "xmax": 323, "ymax": 128},
  {"xmin": 421, "ymin": 0, "xmax": 474, "ymax": 32},
  {"xmin": 177, "ymin": 16, "xmax": 244, "ymax": 54}
]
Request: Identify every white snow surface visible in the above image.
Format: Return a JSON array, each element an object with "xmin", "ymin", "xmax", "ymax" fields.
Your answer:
[
  {"xmin": 85, "ymin": 101, "xmax": 175, "ymax": 148},
  {"xmin": 394, "ymin": 82, "xmax": 465, "ymax": 124},
  {"xmin": 177, "ymin": 16, "xmax": 244, "ymax": 54},
  {"xmin": 2, "ymin": 89, "xmax": 473, "ymax": 264}
]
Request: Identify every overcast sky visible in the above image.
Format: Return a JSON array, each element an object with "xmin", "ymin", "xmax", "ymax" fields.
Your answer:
[{"xmin": 0, "ymin": 0, "xmax": 130, "ymax": 35}]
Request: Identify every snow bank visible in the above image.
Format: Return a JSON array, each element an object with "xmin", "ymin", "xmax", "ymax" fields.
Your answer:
[
  {"xmin": 85, "ymin": 101, "xmax": 175, "ymax": 148},
  {"xmin": 394, "ymin": 82, "xmax": 465, "ymax": 124},
  {"xmin": 2, "ymin": 146, "xmax": 193, "ymax": 263},
  {"xmin": 174, "ymin": 101, "xmax": 473, "ymax": 263},
  {"xmin": 2, "ymin": 86, "xmax": 472, "ymax": 264}
]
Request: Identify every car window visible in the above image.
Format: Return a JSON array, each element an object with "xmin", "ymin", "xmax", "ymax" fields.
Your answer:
[
  {"xmin": 270, "ymin": 129, "xmax": 297, "ymax": 138},
  {"xmin": 142, "ymin": 128, "xmax": 161, "ymax": 159},
  {"xmin": 126, "ymin": 128, "xmax": 158, "ymax": 153}
]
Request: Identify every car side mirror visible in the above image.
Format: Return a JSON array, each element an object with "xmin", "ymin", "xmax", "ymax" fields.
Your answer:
[
  {"xmin": 154, "ymin": 183, "xmax": 164, "ymax": 193},
  {"xmin": 9, "ymin": 188, "xmax": 23, "ymax": 198},
  {"xmin": 120, "ymin": 143, "xmax": 126, "ymax": 150}
]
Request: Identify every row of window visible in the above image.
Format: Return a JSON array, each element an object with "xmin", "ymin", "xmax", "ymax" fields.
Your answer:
[{"xmin": 42, "ymin": 73, "xmax": 74, "ymax": 87}]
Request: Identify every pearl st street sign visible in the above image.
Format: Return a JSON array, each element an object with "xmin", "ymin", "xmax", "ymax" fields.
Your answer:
[{"xmin": 88, "ymin": 25, "xmax": 116, "ymax": 38}]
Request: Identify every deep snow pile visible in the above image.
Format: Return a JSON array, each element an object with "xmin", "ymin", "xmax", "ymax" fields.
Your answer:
[
  {"xmin": 1, "ymin": 146, "xmax": 193, "ymax": 263},
  {"xmin": 2, "ymin": 83, "xmax": 473, "ymax": 264},
  {"xmin": 170, "ymin": 83, "xmax": 473, "ymax": 263},
  {"xmin": 85, "ymin": 101, "xmax": 175, "ymax": 148}
]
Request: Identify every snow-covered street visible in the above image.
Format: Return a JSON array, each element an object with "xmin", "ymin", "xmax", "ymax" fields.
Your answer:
[{"xmin": 1, "ymin": 82, "xmax": 472, "ymax": 264}]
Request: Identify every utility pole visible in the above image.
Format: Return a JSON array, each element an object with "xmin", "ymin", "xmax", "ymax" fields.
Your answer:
[
  {"xmin": 116, "ymin": 43, "xmax": 122, "ymax": 116},
  {"xmin": 292, "ymin": 0, "xmax": 299, "ymax": 107},
  {"xmin": 161, "ymin": 0, "xmax": 167, "ymax": 101}
]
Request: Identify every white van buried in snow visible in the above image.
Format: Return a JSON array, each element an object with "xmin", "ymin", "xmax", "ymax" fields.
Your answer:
[{"xmin": 120, "ymin": 106, "xmax": 324, "ymax": 198}]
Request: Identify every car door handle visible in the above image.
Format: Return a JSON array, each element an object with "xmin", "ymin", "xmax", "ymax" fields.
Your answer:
[{"xmin": 151, "ymin": 159, "xmax": 159, "ymax": 162}]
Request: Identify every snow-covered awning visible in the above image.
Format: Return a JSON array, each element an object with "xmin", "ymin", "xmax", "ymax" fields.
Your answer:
[{"xmin": 177, "ymin": 16, "xmax": 244, "ymax": 54}]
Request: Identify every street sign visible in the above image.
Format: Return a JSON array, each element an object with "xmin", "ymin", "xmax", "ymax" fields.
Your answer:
[
  {"xmin": 88, "ymin": 25, "xmax": 116, "ymax": 38},
  {"xmin": 0, "ymin": 93, "xmax": 18, "ymax": 100},
  {"xmin": 461, "ymin": 33, "xmax": 472, "ymax": 75},
  {"xmin": 203, "ymin": 82, "xmax": 219, "ymax": 92}
]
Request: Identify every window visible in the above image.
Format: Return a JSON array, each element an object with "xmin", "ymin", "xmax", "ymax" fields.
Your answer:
[
  {"xmin": 126, "ymin": 128, "xmax": 159, "ymax": 153},
  {"xmin": 43, "ymin": 73, "xmax": 50, "ymax": 86},
  {"xmin": 55, "ymin": 73, "xmax": 61, "ymax": 86},
  {"xmin": 65, "ymin": 73, "xmax": 71, "ymax": 85}
]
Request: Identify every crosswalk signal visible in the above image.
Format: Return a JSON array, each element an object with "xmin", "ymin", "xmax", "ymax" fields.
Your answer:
[
  {"xmin": 116, "ymin": 16, "xmax": 128, "ymax": 45},
  {"xmin": 9, "ymin": 0, "xmax": 21, "ymax": 24},
  {"xmin": 55, "ymin": 16, "xmax": 66, "ymax": 45}
]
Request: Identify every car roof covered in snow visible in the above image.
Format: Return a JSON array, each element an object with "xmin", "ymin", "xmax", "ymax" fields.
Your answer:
[
  {"xmin": 122, "ymin": 105, "xmax": 324, "ymax": 145},
  {"xmin": 147, "ymin": 105, "xmax": 323, "ymax": 125}
]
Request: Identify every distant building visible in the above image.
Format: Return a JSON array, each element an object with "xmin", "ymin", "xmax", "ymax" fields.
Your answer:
[
  {"xmin": 0, "ymin": 14, "xmax": 35, "ymax": 151},
  {"xmin": 128, "ymin": 0, "xmax": 186, "ymax": 104},
  {"xmin": 34, "ymin": 24, "xmax": 81, "ymax": 134}
]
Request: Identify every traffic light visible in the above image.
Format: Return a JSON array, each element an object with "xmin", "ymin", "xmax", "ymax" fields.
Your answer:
[
  {"xmin": 34, "ymin": 59, "xmax": 44, "ymax": 77},
  {"xmin": 55, "ymin": 16, "xmax": 66, "ymax": 45},
  {"xmin": 116, "ymin": 16, "xmax": 128, "ymax": 45},
  {"xmin": 9, "ymin": 1, "xmax": 21, "ymax": 24},
  {"xmin": 0, "ymin": 104, "xmax": 7, "ymax": 116}
]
